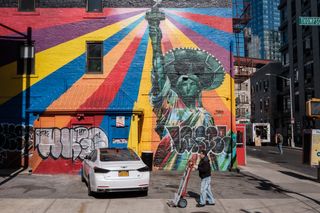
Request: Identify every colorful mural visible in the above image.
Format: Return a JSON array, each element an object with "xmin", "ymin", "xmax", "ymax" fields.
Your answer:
[{"xmin": 0, "ymin": 6, "xmax": 235, "ymax": 173}]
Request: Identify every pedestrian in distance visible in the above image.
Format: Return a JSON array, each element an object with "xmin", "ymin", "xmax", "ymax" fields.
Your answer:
[
  {"xmin": 276, "ymin": 132, "xmax": 283, "ymax": 154},
  {"xmin": 194, "ymin": 150, "xmax": 215, "ymax": 207},
  {"xmin": 287, "ymin": 136, "xmax": 292, "ymax": 147}
]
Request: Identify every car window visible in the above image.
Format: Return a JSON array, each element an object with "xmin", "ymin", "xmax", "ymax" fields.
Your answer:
[{"xmin": 99, "ymin": 149, "xmax": 140, "ymax": 161}]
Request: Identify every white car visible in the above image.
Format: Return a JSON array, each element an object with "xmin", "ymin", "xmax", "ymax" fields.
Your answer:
[{"xmin": 82, "ymin": 148, "xmax": 150, "ymax": 196}]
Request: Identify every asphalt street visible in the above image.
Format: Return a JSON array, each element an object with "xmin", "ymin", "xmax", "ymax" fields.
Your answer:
[
  {"xmin": 0, "ymin": 170, "xmax": 289, "ymax": 200},
  {"xmin": 247, "ymin": 145, "xmax": 318, "ymax": 179},
  {"xmin": 0, "ymin": 154, "xmax": 319, "ymax": 212}
]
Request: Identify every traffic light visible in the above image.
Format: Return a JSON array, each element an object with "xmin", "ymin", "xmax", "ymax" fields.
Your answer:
[{"xmin": 306, "ymin": 98, "xmax": 320, "ymax": 118}]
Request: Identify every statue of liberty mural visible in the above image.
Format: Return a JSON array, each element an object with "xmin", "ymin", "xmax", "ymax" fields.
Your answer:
[{"xmin": 146, "ymin": 3, "xmax": 226, "ymax": 170}]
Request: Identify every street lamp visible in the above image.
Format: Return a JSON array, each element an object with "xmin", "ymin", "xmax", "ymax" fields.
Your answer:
[{"xmin": 265, "ymin": 73, "xmax": 295, "ymax": 147}]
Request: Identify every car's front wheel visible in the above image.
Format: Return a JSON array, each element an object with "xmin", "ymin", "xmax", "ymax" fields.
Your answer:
[
  {"xmin": 87, "ymin": 176, "xmax": 93, "ymax": 196},
  {"xmin": 81, "ymin": 168, "xmax": 85, "ymax": 183}
]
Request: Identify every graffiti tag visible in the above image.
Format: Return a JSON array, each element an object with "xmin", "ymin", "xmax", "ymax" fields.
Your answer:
[
  {"xmin": 0, "ymin": 123, "xmax": 34, "ymax": 153},
  {"xmin": 35, "ymin": 127, "xmax": 108, "ymax": 160},
  {"xmin": 166, "ymin": 125, "xmax": 230, "ymax": 155}
]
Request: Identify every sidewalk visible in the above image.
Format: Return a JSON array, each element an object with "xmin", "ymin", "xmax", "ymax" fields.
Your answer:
[
  {"xmin": 0, "ymin": 197, "xmax": 318, "ymax": 213},
  {"xmin": 0, "ymin": 156, "xmax": 319, "ymax": 213},
  {"xmin": 239, "ymin": 156, "xmax": 320, "ymax": 212}
]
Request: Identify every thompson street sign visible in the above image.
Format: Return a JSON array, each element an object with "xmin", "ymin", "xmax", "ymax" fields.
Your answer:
[{"xmin": 299, "ymin": 17, "xmax": 320, "ymax": 26}]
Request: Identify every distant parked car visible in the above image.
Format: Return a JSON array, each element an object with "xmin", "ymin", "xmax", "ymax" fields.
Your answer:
[{"xmin": 82, "ymin": 148, "xmax": 150, "ymax": 196}]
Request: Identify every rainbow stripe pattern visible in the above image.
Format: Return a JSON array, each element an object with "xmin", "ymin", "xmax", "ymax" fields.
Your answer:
[{"xmin": 0, "ymin": 7, "xmax": 236, "ymax": 173}]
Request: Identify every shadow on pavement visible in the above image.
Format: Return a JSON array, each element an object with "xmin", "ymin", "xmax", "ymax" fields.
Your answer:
[
  {"xmin": 240, "ymin": 210, "xmax": 262, "ymax": 213},
  {"xmin": 187, "ymin": 191, "xmax": 200, "ymax": 203},
  {"xmin": 93, "ymin": 191, "xmax": 147, "ymax": 199},
  {"xmin": 0, "ymin": 168, "xmax": 26, "ymax": 186},
  {"xmin": 279, "ymin": 170, "xmax": 316, "ymax": 182},
  {"xmin": 275, "ymin": 161, "xmax": 288, "ymax": 164},
  {"xmin": 240, "ymin": 172, "xmax": 320, "ymax": 206}
]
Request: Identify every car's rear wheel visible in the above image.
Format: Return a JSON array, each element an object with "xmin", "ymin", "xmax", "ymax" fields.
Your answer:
[
  {"xmin": 141, "ymin": 190, "xmax": 148, "ymax": 196},
  {"xmin": 87, "ymin": 176, "xmax": 93, "ymax": 196}
]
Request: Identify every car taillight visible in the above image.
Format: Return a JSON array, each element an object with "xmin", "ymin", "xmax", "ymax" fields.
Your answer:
[
  {"xmin": 94, "ymin": 167, "xmax": 110, "ymax": 173},
  {"xmin": 137, "ymin": 166, "xmax": 149, "ymax": 172}
]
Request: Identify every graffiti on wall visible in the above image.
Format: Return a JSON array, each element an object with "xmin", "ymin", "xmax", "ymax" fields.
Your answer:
[
  {"xmin": 35, "ymin": 127, "xmax": 108, "ymax": 160},
  {"xmin": 165, "ymin": 125, "xmax": 229, "ymax": 155},
  {"xmin": 146, "ymin": 6, "xmax": 232, "ymax": 170},
  {"xmin": 0, "ymin": 123, "xmax": 33, "ymax": 165}
]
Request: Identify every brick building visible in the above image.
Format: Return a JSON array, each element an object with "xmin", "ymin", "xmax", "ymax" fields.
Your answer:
[{"xmin": 0, "ymin": 0, "xmax": 236, "ymax": 173}]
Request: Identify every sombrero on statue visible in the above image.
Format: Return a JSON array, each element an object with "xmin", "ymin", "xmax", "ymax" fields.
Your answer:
[{"xmin": 163, "ymin": 48, "xmax": 226, "ymax": 91}]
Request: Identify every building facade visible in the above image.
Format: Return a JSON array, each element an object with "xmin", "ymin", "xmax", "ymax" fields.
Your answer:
[
  {"xmin": 0, "ymin": 0, "xmax": 236, "ymax": 173},
  {"xmin": 248, "ymin": 0, "xmax": 281, "ymax": 61},
  {"xmin": 278, "ymin": 0, "xmax": 320, "ymax": 147},
  {"xmin": 250, "ymin": 62, "xmax": 283, "ymax": 144},
  {"xmin": 235, "ymin": 73, "xmax": 251, "ymax": 124}
]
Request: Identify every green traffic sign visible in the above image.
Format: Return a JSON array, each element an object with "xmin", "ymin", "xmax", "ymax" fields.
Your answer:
[{"xmin": 299, "ymin": 17, "xmax": 320, "ymax": 26}]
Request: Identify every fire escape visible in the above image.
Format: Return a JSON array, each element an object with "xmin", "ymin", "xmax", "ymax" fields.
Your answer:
[
  {"xmin": 232, "ymin": 0, "xmax": 271, "ymax": 122},
  {"xmin": 233, "ymin": 0, "xmax": 271, "ymax": 83}
]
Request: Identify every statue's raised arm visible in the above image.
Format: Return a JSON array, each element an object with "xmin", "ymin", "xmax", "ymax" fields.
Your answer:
[{"xmin": 145, "ymin": 6, "xmax": 166, "ymax": 93}]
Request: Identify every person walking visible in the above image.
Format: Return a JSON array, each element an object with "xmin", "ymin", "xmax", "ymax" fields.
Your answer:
[
  {"xmin": 195, "ymin": 150, "xmax": 215, "ymax": 207},
  {"xmin": 276, "ymin": 133, "xmax": 283, "ymax": 154}
]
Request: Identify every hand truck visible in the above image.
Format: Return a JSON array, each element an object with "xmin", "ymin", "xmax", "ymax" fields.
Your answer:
[{"xmin": 167, "ymin": 154, "xmax": 198, "ymax": 208}]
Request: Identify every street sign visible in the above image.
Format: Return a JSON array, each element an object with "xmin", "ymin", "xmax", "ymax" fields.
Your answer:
[{"xmin": 299, "ymin": 17, "xmax": 320, "ymax": 26}]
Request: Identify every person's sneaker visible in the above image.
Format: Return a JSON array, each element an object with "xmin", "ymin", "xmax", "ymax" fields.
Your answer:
[
  {"xmin": 196, "ymin": 204, "xmax": 205, "ymax": 207},
  {"xmin": 206, "ymin": 201, "xmax": 215, "ymax": 205}
]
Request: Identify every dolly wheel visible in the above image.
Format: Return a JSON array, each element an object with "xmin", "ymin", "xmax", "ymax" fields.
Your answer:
[{"xmin": 178, "ymin": 198, "xmax": 187, "ymax": 208}]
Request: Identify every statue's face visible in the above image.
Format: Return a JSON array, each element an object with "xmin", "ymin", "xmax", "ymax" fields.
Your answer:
[{"xmin": 176, "ymin": 75, "xmax": 200, "ymax": 98}]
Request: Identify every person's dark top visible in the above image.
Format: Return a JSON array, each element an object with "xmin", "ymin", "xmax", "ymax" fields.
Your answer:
[
  {"xmin": 277, "ymin": 134, "xmax": 283, "ymax": 144},
  {"xmin": 198, "ymin": 156, "xmax": 211, "ymax": 179}
]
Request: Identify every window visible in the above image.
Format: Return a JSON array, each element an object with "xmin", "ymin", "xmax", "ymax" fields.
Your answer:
[
  {"xmin": 87, "ymin": 0, "xmax": 103, "ymax": 12},
  {"xmin": 281, "ymin": 29, "xmax": 288, "ymax": 46},
  {"xmin": 282, "ymin": 95, "xmax": 290, "ymax": 112},
  {"xmin": 303, "ymin": 36, "xmax": 312, "ymax": 56},
  {"xmin": 304, "ymin": 62, "xmax": 314, "ymax": 84},
  {"xmin": 293, "ymin": 45, "xmax": 298, "ymax": 63},
  {"xmin": 86, "ymin": 41, "xmax": 103, "ymax": 73},
  {"xmin": 263, "ymin": 80, "xmax": 269, "ymax": 92},
  {"xmin": 282, "ymin": 51, "xmax": 289, "ymax": 66},
  {"xmin": 291, "ymin": 0, "xmax": 296, "ymax": 17},
  {"xmin": 264, "ymin": 98, "xmax": 269, "ymax": 112},
  {"xmin": 259, "ymin": 81, "xmax": 262, "ymax": 91},
  {"xmin": 294, "ymin": 67, "xmax": 299, "ymax": 82},
  {"xmin": 18, "ymin": 0, "xmax": 35, "ymax": 12},
  {"xmin": 100, "ymin": 148, "xmax": 140, "ymax": 161},
  {"xmin": 280, "ymin": 6, "xmax": 287, "ymax": 22},
  {"xmin": 294, "ymin": 94, "xmax": 300, "ymax": 112}
]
